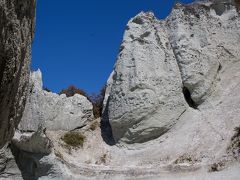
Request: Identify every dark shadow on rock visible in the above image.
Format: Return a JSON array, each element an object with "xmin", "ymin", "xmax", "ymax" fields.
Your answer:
[
  {"xmin": 182, "ymin": 86, "xmax": 198, "ymax": 109},
  {"xmin": 100, "ymin": 99, "xmax": 116, "ymax": 146},
  {"xmin": 10, "ymin": 144, "xmax": 52, "ymax": 180}
]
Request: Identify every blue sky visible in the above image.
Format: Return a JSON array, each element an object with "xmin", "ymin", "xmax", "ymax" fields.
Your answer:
[{"xmin": 32, "ymin": 0, "xmax": 194, "ymax": 94}]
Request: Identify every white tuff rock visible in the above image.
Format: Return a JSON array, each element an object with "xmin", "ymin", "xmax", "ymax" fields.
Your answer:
[
  {"xmin": 19, "ymin": 69, "xmax": 94, "ymax": 132},
  {"xmin": 103, "ymin": 1, "xmax": 240, "ymax": 145}
]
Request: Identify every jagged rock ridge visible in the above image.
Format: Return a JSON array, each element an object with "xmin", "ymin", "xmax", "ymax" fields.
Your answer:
[{"xmin": 19, "ymin": 69, "xmax": 94, "ymax": 132}]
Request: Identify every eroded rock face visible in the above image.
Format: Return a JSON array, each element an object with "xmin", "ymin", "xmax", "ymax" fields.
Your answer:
[
  {"xmin": 19, "ymin": 70, "xmax": 94, "ymax": 132},
  {"xmin": 0, "ymin": 0, "xmax": 36, "ymax": 176},
  {"xmin": 105, "ymin": 12, "xmax": 187, "ymax": 143},
  {"xmin": 10, "ymin": 126, "xmax": 68, "ymax": 179},
  {"xmin": 169, "ymin": 1, "xmax": 240, "ymax": 105},
  {"xmin": 12, "ymin": 125, "xmax": 52, "ymax": 154},
  {"xmin": 0, "ymin": 0, "xmax": 36, "ymax": 149},
  {"xmin": 104, "ymin": 1, "xmax": 240, "ymax": 143},
  {"xmin": 10, "ymin": 69, "xmax": 93, "ymax": 179}
]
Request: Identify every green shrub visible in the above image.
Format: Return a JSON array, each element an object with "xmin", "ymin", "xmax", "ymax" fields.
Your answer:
[{"xmin": 62, "ymin": 132, "xmax": 86, "ymax": 147}]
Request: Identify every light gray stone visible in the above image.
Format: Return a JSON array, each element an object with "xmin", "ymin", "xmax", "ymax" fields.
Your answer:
[
  {"xmin": 168, "ymin": 0, "xmax": 240, "ymax": 105},
  {"xmin": 12, "ymin": 125, "xmax": 52, "ymax": 154},
  {"xmin": 10, "ymin": 126, "xmax": 71, "ymax": 179},
  {"xmin": 103, "ymin": 1, "xmax": 240, "ymax": 144},
  {"xmin": 0, "ymin": 146, "xmax": 22, "ymax": 180},
  {"xmin": 19, "ymin": 70, "xmax": 94, "ymax": 132},
  {"xmin": 104, "ymin": 12, "xmax": 187, "ymax": 143}
]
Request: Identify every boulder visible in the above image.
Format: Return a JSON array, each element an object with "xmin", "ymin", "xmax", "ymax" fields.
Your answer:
[
  {"xmin": 11, "ymin": 127, "xmax": 69, "ymax": 180},
  {"xmin": 12, "ymin": 125, "xmax": 52, "ymax": 154},
  {"xmin": 104, "ymin": 12, "xmax": 187, "ymax": 143},
  {"xmin": 104, "ymin": 1, "xmax": 240, "ymax": 143},
  {"xmin": 19, "ymin": 70, "xmax": 94, "ymax": 132}
]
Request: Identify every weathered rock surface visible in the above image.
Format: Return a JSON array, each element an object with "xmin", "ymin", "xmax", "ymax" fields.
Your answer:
[
  {"xmin": 105, "ymin": 11, "xmax": 188, "ymax": 143},
  {"xmin": 19, "ymin": 69, "xmax": 94, "ymax": 132},
  {"xmin": 12, "ymin": 125, "xmax": 52, "ymax": 154},
  {"xmin": 10, "ymin": 126, "xmax": 71, "ymax": 180},
  {"xmin": 0, "ymin": 0, "xmax": 36, "ymax": 149},
  {"xmin": 103, "ymin": 0, "xmax": 240, "ymax": 143},
  {"xmin": 0, "ymin": 0, "xmax": 36, "ymax": 177}
]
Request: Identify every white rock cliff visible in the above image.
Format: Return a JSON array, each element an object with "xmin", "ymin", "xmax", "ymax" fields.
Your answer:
[{"xmin": 103, "ymin": 0, "xmax": 240, "ymax": 144}]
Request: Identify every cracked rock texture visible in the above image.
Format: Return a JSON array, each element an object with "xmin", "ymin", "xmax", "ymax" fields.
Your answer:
[
  {"xmin": 104, "ymin": 0, "xmax": 240, "ymax": 144},
  {"xmin": 19, "ymin": 69, "xmax": 94, "ymax": 132},
  {"xmin": 0, "ymin": 0, "xmax": 36, "ymax": 177}
]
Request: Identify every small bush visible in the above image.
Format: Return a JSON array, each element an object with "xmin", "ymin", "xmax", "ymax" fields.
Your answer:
[
  {"xmin": 209, "ymin": 161, "xmax": 225, "ymax": 172},
  {"xmin": 100, "ymin": 154, "xmax": 107, "ymax": 164},
  {"xmin": 89, "ymin": 120, "xmax": 99, "ymax": 131},
  {"xmin": 235, "ymin": 0, "xmax": 240, "ymax": 10},
  {"xmin": 59, "ymin": 85, "xmax": 87, "ymax": 98},
  {"xmin": 89, "ymin": 85, "xmax": 106, "ymax": 118},
  {"xmin": 230, "ymin": 126, "xmax": 240, "ymax": 159},
  {"xmin": 55, "ymin": 150, "xmax": 64, "ymax": 159},
  {"xmin": 62, "ymin": 132, "xmax": 86, "ymax": 148},
  {"xmin": 234, "ymin": 126, "xmax": 240, "ymax": 137},
  {"xmin": 174, "ymin": 154, "xmax": 198, "ymax": 164}
]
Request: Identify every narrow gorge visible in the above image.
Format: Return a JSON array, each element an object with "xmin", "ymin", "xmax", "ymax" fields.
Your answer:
[{"xmin": 0, "ymin": 0, "xmax": 240, "ymax": 179}]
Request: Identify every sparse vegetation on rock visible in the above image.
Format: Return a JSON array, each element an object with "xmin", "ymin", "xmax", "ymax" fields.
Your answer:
[
  {"xmin": 89, "ymin": 120, "xmax": 99, "ymax": 131},
  {"xmin": 174, "ymin": 154, "xmax": 198, "ymax": 164},
  {"xmin": 62, "ymin": 132, "xmax": 86, "ymax": 148},
  {"xmin": 228, "ymin": 126, "xmax": 240, "ymax": 160},
  {"xmin": 209, "ymin": 161, "xmax": 225, "ymax": 172},
  {"xmin": 2, "ymin": 0, "xmax": 240, "ymax": 179},
  {"xmin": 100, "ymin": 154, "xmax": 107, "ymax": 164},
  {"xmin": 88, "ymin": 85, "xmax": 106, "ymax": 118}
]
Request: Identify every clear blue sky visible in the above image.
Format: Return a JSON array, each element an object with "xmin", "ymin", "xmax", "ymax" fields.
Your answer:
[{"xmin": 32, "ymin": 0, "xmax": 194, "ymax": 94}]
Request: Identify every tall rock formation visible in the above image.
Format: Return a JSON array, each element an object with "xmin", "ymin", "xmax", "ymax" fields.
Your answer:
[
  {"xmin": 0, "ymin": 0, "xmax": 36, "ymax": 176},
  {"xmin": 103, "ymin": 0, "xmax": 240, "ymax": 144}
]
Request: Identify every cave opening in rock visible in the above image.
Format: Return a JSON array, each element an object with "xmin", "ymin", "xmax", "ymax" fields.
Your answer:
[{"xmin": 182, "ymin": 86, "xmax": 198, "ymax": 109}]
